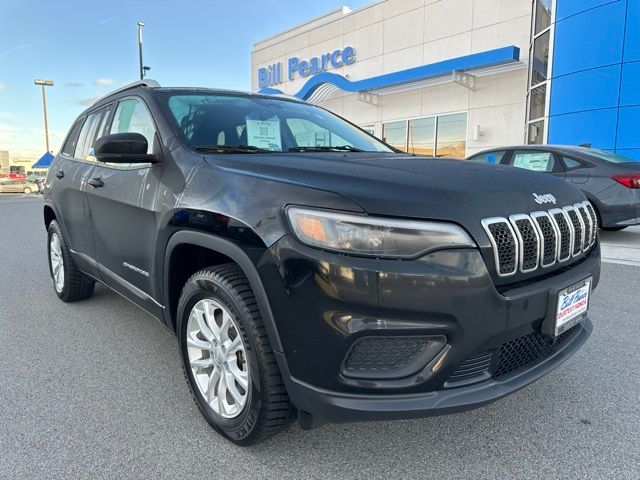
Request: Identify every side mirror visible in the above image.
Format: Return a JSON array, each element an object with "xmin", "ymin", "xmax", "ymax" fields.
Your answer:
[{"xmin": 94, "ymin": 133, "xmax": 158, "ymax": 163}]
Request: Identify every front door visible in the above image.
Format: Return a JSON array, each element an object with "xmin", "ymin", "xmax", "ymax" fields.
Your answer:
[{"xmin": 84, "ymin": 96, "xmax": 164, "ymax": 315}]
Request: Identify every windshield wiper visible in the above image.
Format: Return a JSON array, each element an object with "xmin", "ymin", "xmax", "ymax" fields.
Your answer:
[
  {"xmin": 195, "ymin": 144, "xmax": 273, "ymax": 153},
  {"xmin": 287, "ymin": 145, "xmax": 365, "ymax": 153}
]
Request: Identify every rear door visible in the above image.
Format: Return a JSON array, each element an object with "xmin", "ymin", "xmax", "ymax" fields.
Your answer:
[
  {"xmin": 48, "ymin": 108, "xmax": 111, "ymax": 275},
  {"xmin": 84, "ymin": 96, "xmax": 165, "ymax": 315}
]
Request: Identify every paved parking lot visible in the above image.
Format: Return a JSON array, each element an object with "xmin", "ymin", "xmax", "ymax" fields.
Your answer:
[{"xmin": 1, "ymin": 194, "xmax": 639, "ymax": 480}]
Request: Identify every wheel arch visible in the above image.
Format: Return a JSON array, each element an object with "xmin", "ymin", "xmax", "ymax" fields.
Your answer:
[
  {"xmin": 163, "ymin": 230, "xmax": 284, "ymax": 353},
  {"xmin": 43, "ymin": 203, "xmax": 58, "ymax": 229}
]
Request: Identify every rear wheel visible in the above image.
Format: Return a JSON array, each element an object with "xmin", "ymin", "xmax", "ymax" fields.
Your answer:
[
  {"xmin": 23, "ymin": 187, "xmax": 31, "ymax": 194},
  {"xmin": 47, "ymin": 220, "xmax": 95, "ymax": 301},
  {"xmin": 177, "ymin": 264, "xmax": 295, "ymax": 445}
]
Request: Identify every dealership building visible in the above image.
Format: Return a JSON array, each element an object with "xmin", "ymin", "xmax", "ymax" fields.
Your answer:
[{"xmin": 251, "ymin": 0, "xmax": 640, "ymax": 159}]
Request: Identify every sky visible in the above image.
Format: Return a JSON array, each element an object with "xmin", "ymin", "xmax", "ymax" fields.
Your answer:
[{"xmin": 0, "ymin": 0, "xmax": 372, "ymax": 159}]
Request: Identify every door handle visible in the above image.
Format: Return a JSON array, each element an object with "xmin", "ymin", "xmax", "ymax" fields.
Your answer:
[
  {"xmin": 55, "ymin": 169, "xmax": 64, "ymax": 179},
  {"xmin": 88, "ymin": 177, "xmax": 104, "ymax": 188}
]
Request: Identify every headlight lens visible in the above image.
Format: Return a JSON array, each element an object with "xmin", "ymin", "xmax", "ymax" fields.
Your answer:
[{"xmin": 286, "ymin": 207, "xmax": 476, "ymax": 258}]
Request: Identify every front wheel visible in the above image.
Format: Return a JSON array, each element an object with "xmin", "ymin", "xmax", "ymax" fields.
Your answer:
[
  {"xmin": 23, "ymin": 187, "xmax": 31, "ymax": 194},
  {"xmin": 177, "ymin": 264, "xmax": 295, "ymax": 445}
]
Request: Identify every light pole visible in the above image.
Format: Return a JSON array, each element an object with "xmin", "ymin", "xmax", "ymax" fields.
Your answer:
[
  {"xmin": 137, "ymin": 21, "xmax": 145, "ymax": 80},
  {"xmin": 34, "ymin": 79, "xmax": 54, "ymax": 153}
]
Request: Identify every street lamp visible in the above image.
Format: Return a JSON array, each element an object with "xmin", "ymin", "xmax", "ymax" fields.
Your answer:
[
  {"xmin": 34, "ymin": 79, "xmax": 54, "ymax": 153},
  {"xmin": 137, "ymin": 21, "xmax": 146, "ymax": 80}
]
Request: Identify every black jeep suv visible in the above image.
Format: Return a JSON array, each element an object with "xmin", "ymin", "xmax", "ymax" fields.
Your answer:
[{"xmin": 44, "ymin": 80, "xmax": 600, "ymax": 445}]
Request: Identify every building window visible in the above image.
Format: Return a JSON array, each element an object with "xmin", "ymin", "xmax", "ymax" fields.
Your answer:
[
  {"xmin": 408, "ymin": 117, "xmax": 435, "ymax": 156},
  {"xmin": 435, "ymin": 113, "xmax": 467, "ymax": 158},
  {"xmin": 382, "ymin": 120, "xmax": 408, "ymax": 152},
  {"xmin": 359, "ymin": 124, "xmax": 376, "ymax": 136},
  {"xmin": 526, "ymin": 0, "xmax": 555, "ymax": 145},
  {"xmin": 383, "ymin": 113, "xmax": 467, "ymax": 158}
]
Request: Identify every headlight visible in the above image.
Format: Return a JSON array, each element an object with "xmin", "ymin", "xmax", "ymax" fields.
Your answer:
[{"xmin": 286, "ymin": 207, "xmax": 476, "ymax": 259}]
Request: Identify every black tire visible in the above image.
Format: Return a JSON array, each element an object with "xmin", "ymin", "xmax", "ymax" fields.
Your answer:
[
  {"xmin": 47, "ymin": 220, "xmax": 95, "ymax": 302},
  {"xmin": 177, "ymin": 264, "xmax": 295, "ymax": 445}
]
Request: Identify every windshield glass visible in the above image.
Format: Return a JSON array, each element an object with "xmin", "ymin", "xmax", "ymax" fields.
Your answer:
[
  {"xmin": 163, "ymin": 93, "xmax": 392, "ymax": 153},
  {"xmin": 582, "ymin": 148, "xmax": 639, "ymax": 164}
]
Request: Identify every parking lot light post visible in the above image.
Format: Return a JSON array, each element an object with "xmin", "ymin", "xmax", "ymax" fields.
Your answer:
[
  {"xmin": 34, "ymin": 79, "xmax": 54, "ymax": 153},
  {"xmin": 137, "ymin": 21, "xmax": 145, "ymax": 80}
]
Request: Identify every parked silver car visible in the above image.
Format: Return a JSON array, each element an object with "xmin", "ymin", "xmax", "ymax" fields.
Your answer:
[
  {"xmin": 468, "ymin": 146, "xmax": 640, "ymax": 231},
  {"xmin": 0, "ymin": 179, "xmax": 39, "ymax": 194}
]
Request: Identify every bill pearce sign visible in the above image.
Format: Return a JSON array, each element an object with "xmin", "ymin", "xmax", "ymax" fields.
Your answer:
[{"xmin": 258, "ymin": 46, "xmax": 356, "ymax": 89}]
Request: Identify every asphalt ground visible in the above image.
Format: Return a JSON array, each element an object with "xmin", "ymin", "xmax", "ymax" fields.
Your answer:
[{"xmin": 1, "ymin": 194, "xmax": 639, "ymax": 480}]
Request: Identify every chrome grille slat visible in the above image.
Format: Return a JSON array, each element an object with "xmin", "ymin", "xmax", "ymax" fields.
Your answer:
[{"xmin": 484, "ymin": 202, "xmax": 596, "ymax": 278}]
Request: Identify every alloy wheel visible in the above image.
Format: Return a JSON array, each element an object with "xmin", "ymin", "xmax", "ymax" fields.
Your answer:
[
  {"xmin": 49, "ymin": 233, "xmax": 65, "ymax": 293},
  {"xmin": 186, "ymin": 299, "xmax": 249, "ymax": 419}
]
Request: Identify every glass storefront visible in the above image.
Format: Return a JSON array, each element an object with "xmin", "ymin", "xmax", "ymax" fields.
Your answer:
[{"xmin": 383, "ymin": 112, "xmax": 467, "ymax": 158}]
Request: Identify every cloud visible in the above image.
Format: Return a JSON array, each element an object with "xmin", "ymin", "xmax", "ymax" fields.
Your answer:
[
  {"xmin": 97, "ymin": 17, "xmax": 116, "ymax": 25},
  {"xmin": 94, "ymin": 78, "xmax": 113, "ymax": 86},
  {"xmin": 63, "ymin": 82, "xmax": 83, "ymax": 87},
  {"xmin": 0, "ymin": 42, "xmax": 40, "ymax": 58}
]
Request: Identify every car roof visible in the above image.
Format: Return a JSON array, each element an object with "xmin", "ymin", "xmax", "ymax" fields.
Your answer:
[{"xmin": 80, "ymin": 80, "xmax": 305, "ymax": 117}]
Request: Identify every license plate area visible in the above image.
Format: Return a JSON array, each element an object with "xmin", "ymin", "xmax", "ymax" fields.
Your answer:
[{"xmin": 552, "ymin": 277, "xmax": 591, "ymax": 337}]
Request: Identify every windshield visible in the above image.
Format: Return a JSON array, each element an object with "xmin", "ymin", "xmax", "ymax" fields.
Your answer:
[
  {"xmin": 163, "ymin": 93, "xmax": 393, "ymax": 153},
  {"xmin": 582, "ymin": 148, "xmax": 639, "ymax": 164}
]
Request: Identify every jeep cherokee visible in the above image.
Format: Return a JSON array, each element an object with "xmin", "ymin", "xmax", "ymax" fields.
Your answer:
[{"xmin": 43, "ymin": 80, "xmax": 600, "ymax": 445}]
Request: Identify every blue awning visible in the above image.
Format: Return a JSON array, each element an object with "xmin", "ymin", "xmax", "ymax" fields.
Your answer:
[{"xmin": 32, "ymin": 152, "xmax": 54, "ymax": 169}]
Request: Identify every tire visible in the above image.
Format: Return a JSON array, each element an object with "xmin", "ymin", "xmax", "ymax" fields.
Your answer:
[
  {"xmin": 23, "ymin": 187, "xmax": 31, "ymax": 194},
  {"xmin": 47, "ymin": 220, "xmax": 95, "ymax": 302},
  {"xmin": 177, "ymin": 264, "xmax": 295, "ymax": 445}
]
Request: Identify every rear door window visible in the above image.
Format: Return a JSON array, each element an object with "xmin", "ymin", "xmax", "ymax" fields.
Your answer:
[
  {"xmin": 73, "ymin": 107, "xmax": 111, "ymax": 162},
  {"xmin": 508, "ymin": 151, "xmax": 558, "ymax": 172},
  {"xmin": 61, "ymin": 120, "xmax": 84, "ymax": 158}
]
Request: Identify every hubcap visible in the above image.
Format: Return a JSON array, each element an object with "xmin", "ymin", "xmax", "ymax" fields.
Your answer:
[
  {"xmin": 49, "ymin": 233, "xmax": 64, "ymax": 293},
  {"xmin": 186, "ymin": 299, "xmax": 249, "ymax": 419}
]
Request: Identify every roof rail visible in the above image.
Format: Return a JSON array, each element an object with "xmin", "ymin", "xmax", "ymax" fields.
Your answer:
[{"xmin": 92, "ymin": 79, "xmax": 161, "ymax": 106}]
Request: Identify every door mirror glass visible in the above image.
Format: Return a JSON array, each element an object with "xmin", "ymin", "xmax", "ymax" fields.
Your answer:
[{"xmin": 94, "ymin": 133, "xmax": 157, "ymax": 163}]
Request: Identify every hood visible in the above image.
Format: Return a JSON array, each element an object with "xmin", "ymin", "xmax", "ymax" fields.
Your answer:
[{"xmin": 210, "ymin": 152, "xmax": 586, "ymax": 223}]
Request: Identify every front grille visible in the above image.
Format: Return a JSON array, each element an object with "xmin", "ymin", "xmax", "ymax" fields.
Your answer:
[
  {"xmin": 494, "ymin": 325, "xmax": 580, "ymax": 378},
  {"xmin": 483, "ymin": 201, "xmax": 596, "ymax": 278},
  {"xmin": 342, "ymin": 337, "xmax": 432, "ymax": 375}
]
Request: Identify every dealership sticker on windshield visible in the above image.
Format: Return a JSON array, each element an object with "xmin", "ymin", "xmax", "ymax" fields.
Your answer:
[{"xmin": 555, "ymin": 277, "xmax": 591, "ymax": 336}]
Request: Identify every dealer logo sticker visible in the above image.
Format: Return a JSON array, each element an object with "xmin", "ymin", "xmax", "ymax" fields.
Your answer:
[{"xmin": 533, "ymin": 193, "xmax": 557, "ymax": 205}]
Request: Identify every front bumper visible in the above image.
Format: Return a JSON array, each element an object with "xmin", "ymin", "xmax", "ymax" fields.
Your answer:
[
  {"xmin": 256, "ymin": 234, "xmax": 600, "ymax": 424},
  {"xmin": 277, "ymin": 318, "xmax": 592, "ymax": 425}
]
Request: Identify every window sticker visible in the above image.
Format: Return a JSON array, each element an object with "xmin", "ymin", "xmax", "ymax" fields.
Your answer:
[
  {"xmin": 246, "ymin": 117, "xmax": 282, "ymax": 151},
  {"xmin": 513, "ymin": 153, "xmax": 551, "ymax": 172}
]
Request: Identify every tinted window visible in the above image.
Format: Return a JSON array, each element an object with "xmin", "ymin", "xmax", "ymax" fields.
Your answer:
[
  {"xmin": 531, "ymin": 31, "xmax": 550, "ymax": 85},
  {"xmin": 61, "ymin": 120, "xmax": 84, "ymax": 157},
  {"xmin": 470, "ymin": 151, "xmax": 506, "ymax": 164},
  {"xmin": 509, "ymin": 151, "xmax": 556, "ymax": 172},
  {"xmin": 110, "ymin": 98, "xmax": 156, "ymax": 154},
  {"xmin": 583, "ymin": 149, "xmax": 640, "ymax": 164},
  {"xmin": 563, "ymin": 157, "xmax": 583, "ymax": 171},
  {"xmin": 166, "ymin": 94, "xmax": 392, "ymax": 153}
]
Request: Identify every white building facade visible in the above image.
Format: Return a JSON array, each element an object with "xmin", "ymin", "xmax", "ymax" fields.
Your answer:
[{"xmin": 251, "ymin": 0, "xmax": 535, "ymax": 158}]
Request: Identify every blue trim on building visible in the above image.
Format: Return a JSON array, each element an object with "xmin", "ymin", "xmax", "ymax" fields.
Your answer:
[
  {"xmin": 548, "ymin": 0, "xmax": 640, "ymax": 159},
  {"xmin": 259, "ymin": 46, "xmax": 520, "ymax": 101}
]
